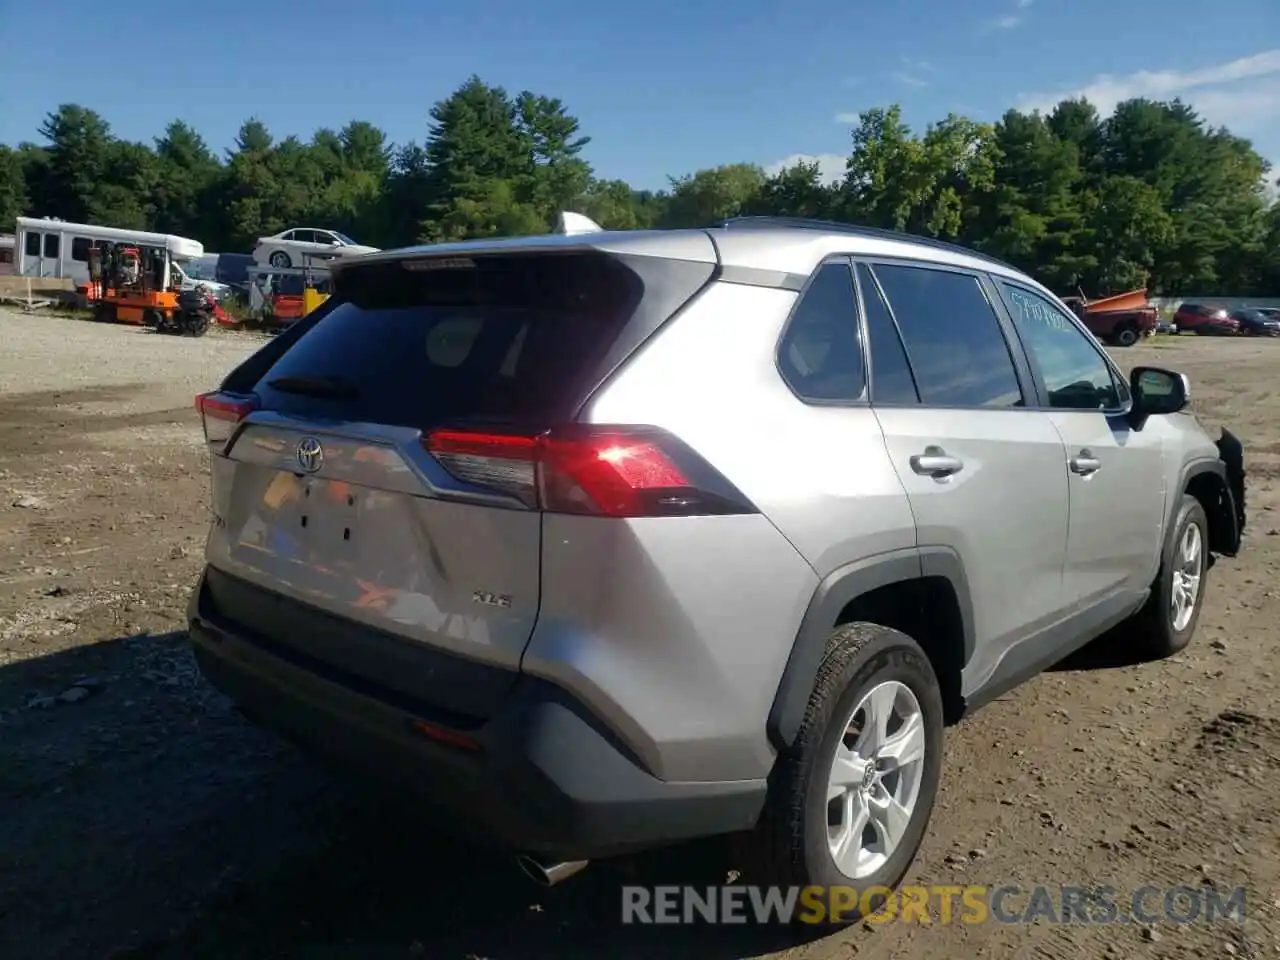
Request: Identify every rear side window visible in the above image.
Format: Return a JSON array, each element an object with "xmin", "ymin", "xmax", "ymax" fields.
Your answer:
[
  {"xmin": 871, "ymin": 263, "xmax": 1023, "ymax": 408},
  {"xmin": 777, "ymin": 261, "xmax": 865, "ymax": 402},
  {"xmin": 72, "ymin": 237, "xmax": 91, "ymax": 262},
  {"xmin": 856, "ymin": 263, "xmax": 919, "ymax": 404},
  {"xmin": 251, "ymin": 252, "xmax": 697, "ymax": 428},
  {"xmin": 24, "ymin": 232, "xmax": 40, "ymax": 257},
  {"xmin": 44, "ymin": 234, "xmax": 59, "ymax": 258}
]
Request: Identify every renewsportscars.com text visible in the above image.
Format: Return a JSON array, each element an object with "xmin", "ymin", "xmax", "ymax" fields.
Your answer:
[{"xmin": 621, "ymin": 884, "xmax": 1247, "ymax": 925}]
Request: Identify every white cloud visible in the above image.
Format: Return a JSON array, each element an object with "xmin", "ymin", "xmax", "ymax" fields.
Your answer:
[
  {"xmin": 1018, "ymin": 49, "xmax": 1280, "ymax": 120},
  {"xmin": 892, "ymin": 71, "xmax": 930, "ymax": 88},
  {"xmin": 765, "ymin": 154, "xmax": 847, "ymax": 185},
  {"xmin": 834, "ymin": 112, "xmax": 862, "ymax": 124},
  {"xmin": 901, "ymin": 57, "xmax": 935, "ymax": 73},
  {"xmin": 978, "ymin": 0, "xmax": 1028, "ymax": 34},
  {"xmin": 1017, "ymin": 50, "xmax": 1280, "ymax": 182}
]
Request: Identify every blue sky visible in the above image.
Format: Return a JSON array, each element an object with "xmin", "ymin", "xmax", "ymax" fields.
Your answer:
[{"xmin": 0, "ymin": 0, "xmax": 1276, "ymax": 189}]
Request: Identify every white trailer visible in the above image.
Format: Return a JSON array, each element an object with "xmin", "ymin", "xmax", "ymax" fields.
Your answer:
[{"xmin": 13, "ymin": 217, "xmax": 204, "ymax": 285}]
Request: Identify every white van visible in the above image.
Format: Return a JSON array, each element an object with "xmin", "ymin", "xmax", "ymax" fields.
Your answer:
[{"xmin": 14, "ymin": 217, "xmax": 204, "ymax": 285}]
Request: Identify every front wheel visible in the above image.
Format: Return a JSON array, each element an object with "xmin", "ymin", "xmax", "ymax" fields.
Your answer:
[
  {"xmin": 736, "ymin": 622, "xmax": 944, "ymax": 925},
  {"xmin": 268, "ymin": 250, "xmax": 292, "ymax": 268},
  {"xmin": 1129, "ymin": 494, "xmax": 1209, "ymax": 658}
]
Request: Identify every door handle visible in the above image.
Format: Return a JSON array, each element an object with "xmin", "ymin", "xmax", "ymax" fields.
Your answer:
[
  {"xmin": 1069, "ymin": 450, "xmax": 1102, "ymax": 476},
  {"xmin": 910, "ymin": 447, "xmax": 964, "ymax": 479}
]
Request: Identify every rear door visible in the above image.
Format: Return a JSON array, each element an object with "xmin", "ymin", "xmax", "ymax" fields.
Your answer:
[
  {"xmin": 200, "ymin": 249, "xmax": 715, "ymax": 679},
  {"xmin": 861, "ymin": 260, "xmax": 1073, "ymax": 691}
]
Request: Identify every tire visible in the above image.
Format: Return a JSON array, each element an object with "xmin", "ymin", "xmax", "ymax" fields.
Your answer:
[
  {"xmin": 185, "ymin": 311, "xmax": 211, "ymax": 337},
  {"xmin": 1113, "ymin": 325, "xmax": 1139, "ymax": 347},
  {"xmin": 736, "ymin": 622, "xmax": 944, "ymax": 926},
  {"xmin": 1129, "ymin": 494, "xmax": 1209, "ymax": 658},
  {"xmin": 269, "ymin": 250, "xmax": 292, "ymax": 268}
]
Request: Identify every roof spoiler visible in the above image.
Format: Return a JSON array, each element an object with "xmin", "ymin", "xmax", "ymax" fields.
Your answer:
[{"xmin": 554, "ymin": 211, "xmax": 604, "ymax": 235}]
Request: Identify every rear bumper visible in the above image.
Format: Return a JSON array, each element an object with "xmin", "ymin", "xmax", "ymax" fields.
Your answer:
[{"xmin": 188, "ymin": 570, "xmax": 766, "ymax": 861}]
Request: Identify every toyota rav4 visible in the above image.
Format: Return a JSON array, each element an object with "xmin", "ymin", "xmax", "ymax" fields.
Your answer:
[{"xmin": 188, "ymin": 217, "xmax": 1246, "ymax": 912}]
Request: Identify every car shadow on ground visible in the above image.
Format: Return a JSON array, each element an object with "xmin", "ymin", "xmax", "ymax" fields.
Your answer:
[
  {"xmin": 1049, "ymin": 621, "xmax": 1167, "ymax": 673},
  {"xmin": 0, "ymin": 631, "xmax": 826, "ymax": 960}
]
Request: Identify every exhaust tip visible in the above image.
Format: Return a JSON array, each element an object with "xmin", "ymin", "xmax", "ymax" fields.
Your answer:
[{"xmin": 515, "ymin": 855, "xmax": 589, "ymax": 887}]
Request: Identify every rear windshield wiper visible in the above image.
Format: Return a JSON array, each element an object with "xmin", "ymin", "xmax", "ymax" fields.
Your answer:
[{"xmin": 266, "ymin": 375, "xmax": 360, "ymax": 399}]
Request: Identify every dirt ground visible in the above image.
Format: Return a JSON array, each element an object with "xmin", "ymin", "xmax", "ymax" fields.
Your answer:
[{"xmin": 0, "ymin": 308, "xmax": 1277, "ymax": 960}]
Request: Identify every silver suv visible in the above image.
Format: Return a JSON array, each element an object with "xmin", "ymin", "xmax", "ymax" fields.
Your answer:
[{"xmin": 189, "ymin": 217, "xmax": 1246, "ymax": 910}]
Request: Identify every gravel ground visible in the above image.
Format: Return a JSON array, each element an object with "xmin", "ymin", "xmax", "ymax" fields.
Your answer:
[
  {"xmin": 0, "ymin": 310, "xmax": 263, "ymax": 405},
  {"xmin": 0, "ymin": 308, "xmax": 1277, "ymax": 960}
]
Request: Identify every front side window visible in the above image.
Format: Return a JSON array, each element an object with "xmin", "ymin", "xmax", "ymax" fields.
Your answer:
[
  {"xmin": 25, "ymin": 231, "xmax": 41, "ymax": 257},
  {"xmin": 71, "ymin": 237, "xmax": 91, "ymax": 262},
  {"xmin": 777, "ymin": 261, "xmax": 866, "ymax": 402},
  {"xmin": 43, "ymin": 234, "xmax": 60, "ymax": 258},
  {"xmin": 871, "ymin": 263, "xmax": 1023, "ymax": 408},
  {"xmin": 999, "ymin": 282, "xmax": 1121, "ymax": 411}
]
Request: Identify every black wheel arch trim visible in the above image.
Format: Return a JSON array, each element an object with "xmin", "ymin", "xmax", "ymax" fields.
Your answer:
[
  {"xmin": 766, "ymin": 547, "xmax": 975, "ymax": 752},
  {"xmin": 1177, "ymin": 441, "xmax": 1243, "ymax": 559}
]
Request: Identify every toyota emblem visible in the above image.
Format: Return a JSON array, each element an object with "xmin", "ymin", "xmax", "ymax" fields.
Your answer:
[{"xmin": 296, "ymin": 437, "xmax": 324, "ymax": 473}]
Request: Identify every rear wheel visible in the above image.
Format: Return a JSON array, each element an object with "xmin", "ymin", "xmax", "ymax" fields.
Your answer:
[
  {"xmin": 1113, "ymin": 325, "xmax": 1139, "ymax": 347},
  {"xmin": 1129, "ymin": 494, "xmax": 1209, "ymax": 658},
  {"xmin": 736, "ymin": 622, "xmax": 944, "ymax": 925},
  {"xmin": 269, "ymin": 250, "xmax": 291, "ymax": 268}
]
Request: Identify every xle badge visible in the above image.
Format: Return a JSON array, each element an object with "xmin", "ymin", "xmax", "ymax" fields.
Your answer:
[{"xmin": 472, "ymin": 590, "xmax": 513, "ymax": 609}]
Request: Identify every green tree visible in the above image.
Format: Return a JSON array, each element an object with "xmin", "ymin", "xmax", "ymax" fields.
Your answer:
[
  {"xmin": 749, "ymin": 161, "xmax": 838, "ymax": 219},
  {"xmin": 968, "ymin": 109, "xmax": 1093, "ymax": 289},
  {"xmin": 36, "ymin": 104, "xmax": 113, "ymax": 222},
  {"xmin": 513, "ymin": 91, "xmax": 592, "ymax": 219},
  {"xmin": 0, "ymin": 146, "xmax": 28, "ymax": 225},
  {"xmin": 3, "ymin": 77, "xmax": 1277, "ymax": 297},
  {"xmin": 660, "ymin": 163, "xmax": 766, "ymax": 227},
  {"xmin": 420, "ymin": 76, "xmax": 540, "ymax": 242},
  {"xmin": 218, "ymin": 118, "xmax": 281, "ymax": 249},
  {"xmin": 578, "ymin": 178, "xmax": 645, "ymax": 229},
  {"xmin": 152, "ymin": 121, "xmax": 219, "ymax": 237}
]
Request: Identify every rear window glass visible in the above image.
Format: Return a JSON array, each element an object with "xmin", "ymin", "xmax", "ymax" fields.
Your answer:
[{"xmin": 254, "ymin": 252, "xmax": 647, "ymax": 428}]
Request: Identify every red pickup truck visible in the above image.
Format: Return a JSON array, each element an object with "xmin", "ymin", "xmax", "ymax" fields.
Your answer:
[{"xmin": 1061, "ymin": 288, "xmax": 1159, "ymax": 347}]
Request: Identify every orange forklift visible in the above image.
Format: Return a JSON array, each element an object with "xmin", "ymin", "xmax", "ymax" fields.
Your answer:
[{"xmin": 85, "ymin": 241, "xmax": 215, "ymax": 336}]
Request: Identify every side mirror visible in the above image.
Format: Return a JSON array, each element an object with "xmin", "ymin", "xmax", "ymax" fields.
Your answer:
[{"xmin": 1130, "ymin": 366, "xmax": 1189, "ymax": 419}]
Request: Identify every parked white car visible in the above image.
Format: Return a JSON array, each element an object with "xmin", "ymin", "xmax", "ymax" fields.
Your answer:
[{"xmin": 252, "ymin": 228, "xmax": 380, "ymax": 268}]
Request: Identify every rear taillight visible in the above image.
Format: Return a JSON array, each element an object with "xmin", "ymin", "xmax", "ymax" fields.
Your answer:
[
  {"xmin": 424, "ymin": 426, "xmax": 756, "ymax": 518},
  {"xmin": 196, "ymin": 391, "xmax": 258, "ymax": 446}
]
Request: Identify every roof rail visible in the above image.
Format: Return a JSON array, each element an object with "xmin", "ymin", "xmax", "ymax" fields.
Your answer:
[{"xmin": 711, "ymin": 216, "xmax": 1020, "ymax": 273}]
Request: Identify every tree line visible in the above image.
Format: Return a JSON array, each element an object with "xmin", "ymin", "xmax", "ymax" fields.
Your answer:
[{"xmin": 1, "ymin": 75, "xmax": 1277, "ymax": 297}]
